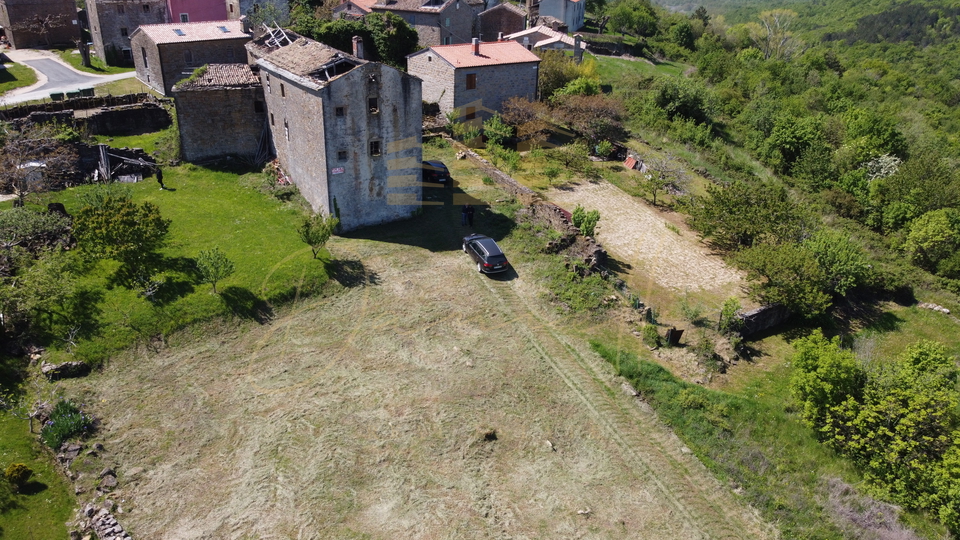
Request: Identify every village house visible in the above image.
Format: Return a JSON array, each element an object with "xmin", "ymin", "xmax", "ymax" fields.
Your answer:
[
  {"xmin": 246, "ymin": 29, "xmax": 422, "ymax": 231},
  {"xmin": 88, "ymin": 0, "xmax": 168, "ymax": 66},
  {"xmin": 477, "ymin": 1, "xmax": 525, "ymax": 41},
  {"xmin": 407, "ymin": 38, "xmax": 540, "ymax": 123},
  {"xmin": 535, "ymin": 0, "xmax": 582, "ymax": 32},
  {"xmin": 172, "ymin": 63, "xmax": 267, "ymax": 162},
  {"xmin": 131, "ymin": 18, "xmax": 252, "ymax": 95},
  {"xmin": 333, "ymin": 0, "xmax": 484, "ymax": 47},
  {"xmin": 0, "ymin": 0, "xmax": 77, "ymax": 49},
  {"xmin": 505, "ymin": 24, "xmax": 583, "ymax": 53}
]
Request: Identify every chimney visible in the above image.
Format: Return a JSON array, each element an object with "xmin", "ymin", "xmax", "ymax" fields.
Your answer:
[
  {"xmin": 352, "ymin": 36, "xmax": 364, "ymax": 59},
  {"xmin": 472, "ymin": 37, "xmax": 480, "ymax": 56},
  {"xmin": 240, "ymin": 15, "xmax": 251, "ymax": 34},
  {"xmin": 497, "ymin": 31, "xmax": 503, "ymax": 41},
  {"xmin": 573, "ymin": 34, "xmax": 583, "ymax": 64}
]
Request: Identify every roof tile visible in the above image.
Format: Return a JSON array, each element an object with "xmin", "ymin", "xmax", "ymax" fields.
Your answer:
[
  {"xmin": 137, "ymin": 20, "xmax": 250, "ymax": 45},
  {"xmin": 173, "ymin": 63, "xmax": 261, "ymax": 91},
  {"xmin": 425, "ymin": 40, "xmax": 540, "ymax": 68}
]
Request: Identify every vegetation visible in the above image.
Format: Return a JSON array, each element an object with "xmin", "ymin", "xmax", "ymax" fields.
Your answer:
[
  {"xmin": 0, "ymin": 63, "xmax": 38, "ymax": 94},
  {"xmin": 298, "ymin": 212, "xmax": 339, "ymax": 259},
  {"xmin": 40, "ymin": 400, "xmax": 94, "ymax": 450},
  {"xmin": 195, "ymin": 247, "xmax": 236, "ymax": 294}
]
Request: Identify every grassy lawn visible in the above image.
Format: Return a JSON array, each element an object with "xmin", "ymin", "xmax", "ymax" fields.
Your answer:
[
  {"xmin": 54, "ymin": 49, "xmax": 133, "ymax": 75},
  {"xmin": 0, "ymin": 413, "xmax": 75, "ymax": 540},
  {"xmin": 0, "ymin": 62, "xmax": 38, "ymax": 94},
  {"xmin": 94, "ymin": 77, "xmax": 156, "ymax": 97},
  {"xmin": 592, "ymin": 53, "xmax": 688, "ymax": 82}
]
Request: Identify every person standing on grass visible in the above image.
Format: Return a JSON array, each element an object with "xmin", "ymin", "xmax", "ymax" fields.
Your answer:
[
  {"xmin": 462, "ymin": 204, "xmax": 470, "ymax": 226},
  {"xmin": 466, "ymin": 204, "xmax": 475, "ymax": 226},
  {"xmin": 156, "ymin": 167, "xmax": 165, "ymax": 190}
]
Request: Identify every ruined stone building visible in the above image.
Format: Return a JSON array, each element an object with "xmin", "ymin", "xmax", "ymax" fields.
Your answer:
[
  {"xmin": 477, "ymin": 2, "xmax": 525, "ymax": 41},
  {"xmin": 131, "ymin": 19, "xmax": 252, "ymax": 94},
  {"xmin": 88, "ymin": 0, "xmax": 168, "ymax": 66},
  {"xmin": 244, "ymin": 29, "xmax": 423, "ymax": 231},
  {"xmin": 0, "ymin": 0, "xmax": 77, "ymax": 49},
  {"xmin": 407, "ymin": 38, "xmax": 539, "ymax": 123},
  {"xmin": 172, "ymin": 63, "xmax": 266, "ymax": 162},
  {"xmin": 333, "ymin": 0, "xmax": 485, "ymax": 47}
]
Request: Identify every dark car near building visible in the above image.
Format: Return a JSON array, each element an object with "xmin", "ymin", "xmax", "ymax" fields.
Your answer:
[
  {"xmin": 422, "ymin": 160, "xmax": 451, "ymax": 187},
  {"xmin": 462, "ymin": 233, "xmax": 510, "ymax": 274}
]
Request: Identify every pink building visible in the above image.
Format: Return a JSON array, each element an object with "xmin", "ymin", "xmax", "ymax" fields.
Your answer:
[{"xmin": 166, "ymin": 0, "xmax": 226, "ymax": 23}]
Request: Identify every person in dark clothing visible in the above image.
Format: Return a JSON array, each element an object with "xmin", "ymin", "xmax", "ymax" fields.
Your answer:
[
  {"xmin": 156, "ymin": 167, "xmax": 165, "ymax": 190},
  {"xmin": 466, "ymin": 204, "xmax": 475, "ymax": 226},
  {"xmin": 462, "ymin": 204, "xmax": 470, "ymax": 226}
]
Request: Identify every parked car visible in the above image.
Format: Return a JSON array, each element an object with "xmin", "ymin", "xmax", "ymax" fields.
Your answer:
[
  {"xmin": 462, "ymin": 234, "xmax": 510, "ymax": 274},
  {"xmin": 422, "ymin": 160, "xmax": 451, "ymax": 187}
]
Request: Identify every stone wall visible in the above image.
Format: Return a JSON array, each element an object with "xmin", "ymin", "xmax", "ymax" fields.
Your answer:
[
  {"xmin": 479, "ymin": 7, "xmax": 525, "ymax": 41},
  {"xmin": 175, "ymin": 85, "xmax": 266, "ymax": 162},
  {"xmin": 88, "ymin": 0, "xmax": 168, "ymax": 67},
  {"xmin": 85, "ymin": 102, "xmax": 172, "ymax": 135},
  {"xmin": 133, "ymin": 34, "xmax": 250, "ymax": 95},
  {"xmin": 738, "ymin": 304, "xmax": 791, "ymax": 337},
  {"xmin": 384, "ymin": 1, "xmax": 475, "ymax": 47},
  {"xmin": 0, "ymin": 94, "xmax": 156, "ymax": 120},
  {"xmin": 0, "ymin": 0, "xmax": 78, "ymax": 49}
]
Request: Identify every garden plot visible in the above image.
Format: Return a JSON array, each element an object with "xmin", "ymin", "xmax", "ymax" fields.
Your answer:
[{"xmin": 66, "ymin": 236, "xmax": 771, "ymax": 539}]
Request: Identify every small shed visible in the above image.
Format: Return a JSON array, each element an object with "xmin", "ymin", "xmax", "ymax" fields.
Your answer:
[{"xmin": 624, "ymin": 155, "xmax": 648, "ymax": 173}]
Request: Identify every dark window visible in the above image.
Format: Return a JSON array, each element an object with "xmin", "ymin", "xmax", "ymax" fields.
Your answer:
[
  {"xmin": 229, "ymin": 4, "xmax": 234, "ymax": 13},
  {"xmin": 120, "ymin": 27, "xmax": 128, "ymax": 37},
  {"xmin": 143, "ymin": 4, "xmax": 150, "ymax": 12},
  {"xmin": 466, "ymin": 73, "xmax": 476, "ymax": 90},
  {"xmin": 180, "ymin": 13, "xmax": 189, "ymax": 23},
  {"xmin": 117, "ymin": 5, "xmax": 124, "ymax": 14},
  {"xmin": 335, "ymin": 106, "xmax": 344, "ymax": 117},
  {"xmin": 141, "ymin": 47, "xmax": 148, "ymax": 68},
  {"xmin": 265, "ymin": 74, "xmax": 270, "ymax": 93},
  {"xmin": 122, "ymin": 48, "xmax": 132, "ymax": 61},
  {"xmin": 369, "ymin": 140, "xmax": 381, "ymax": 156},
  {"xmin": 270, "ymin": 112, "xmax": 274, "ymax": 125},
  {"xmin": 368, "ymin": 97, "xmax": 378, "ymax": 113},
  {"xmin": 254, "ymin": 100, "xmax": 264, "ymax": 113},
  {"xmin": 183, "ymin": 49, "xmax": 193, "ymax": 65},
  {"xmin": 280, "ymin": 83, "xmax": 285, "ymax": 97},
  {"xmin": 338, "ymin": 150, "xmax": 348, "ymax": 161},
  {"xmin": 465, "ymin": 107, "xmax": 476, "ymax": 120}
]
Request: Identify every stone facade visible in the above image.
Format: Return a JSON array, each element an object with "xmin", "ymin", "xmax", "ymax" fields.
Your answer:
[
  {"xmin": 88, "ymin": 0, "xmax": 167, "ymax": 66},
  {"xmin": 478, "ymin": 2, "xmax": 525, "ymax": 41},
  {"xmin": 335, "ymin": 0, "xmax": 484, "ymax": 47},
  {"xmin": 536, "ymin": 0, "xmax": 582, "ymax": 31},
  {"xmin": 407, "ymin": 40, "xmax": 539, "ymax": 123},
  {"xmin": 131, "ymin": 19, "xmax": 252, "ymax": 95},
  {"xmin": 248, "ymin": 31, "xmax": 422, "ymax": 231},
  {"xmin": 172, "ymin": 63, "xmax": 266, "ymax": 162},
  {"xmin": 0, "ymin": 0, "xmax": 78, "ymax": 49}
]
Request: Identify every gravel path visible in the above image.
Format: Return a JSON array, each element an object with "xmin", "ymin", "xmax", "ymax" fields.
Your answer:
[{"xmin": 549, "ymin": 181, "xmax": 745, "ymax": 297}]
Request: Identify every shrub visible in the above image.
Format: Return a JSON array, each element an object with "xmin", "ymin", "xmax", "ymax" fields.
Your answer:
[
  {"xmin": 40, "ymin": 400, "xmax": 94, "ymax": 450},
  {"xmin": 3, "ymin": 463, "xmax": 32, "ymax": 491},
  {"xmin": 571, "ymin": 204, "xmax": 600, "ymax": 236},
  {"xmin": 642, "ymin": 324, "xmax": 661, "ymax": 347}
]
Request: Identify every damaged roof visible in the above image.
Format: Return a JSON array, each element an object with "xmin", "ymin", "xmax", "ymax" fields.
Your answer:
[
  {"xmin": 246, "ymin": 29, "xmax": 366, "ymax": 89},
  {"xmin": 173, "ymin": 63, "xmax": 261, "ymax": 91}
]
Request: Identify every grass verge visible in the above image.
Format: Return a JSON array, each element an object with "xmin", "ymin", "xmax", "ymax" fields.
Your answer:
[
  {"xmin": 0, "ymin": 62, "xmax": 38, "ymax": 94},
  {"xmin": 53, "ymin": 49, "xmax": 133, "ymax": 75}
]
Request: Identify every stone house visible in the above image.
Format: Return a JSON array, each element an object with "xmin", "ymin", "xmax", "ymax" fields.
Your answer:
[
  {"xmin": 131, "ymin": 19, "xmax": 252, "ymax": 95},
  {"xmin": 477, "ymin": 1, "xmax": 525, "ymax": 41},
  {"xmin": 88, "ymin": 0, "xmax": 168, "ymax": 66},
  {"xmin": 536, "ymin": 0, "xmax": 582, "ymax": 32},
  {"xmin": 172, "ymin": 63, "xmax": 266, "ymax": 162},
  {"xmin": 0, "ymin": 0, "xmax": 78, "ymax": 49},
  {"xmin": 246, "ymin": 29, "xmax": 422, "ymax": 231},
  {"xmin": 333, "ymin": 0, "xmax": 485, "ymax": 47},
  {"xmin": 505, "ymin": 24, "xmax": 583, "ymax": 53},
  {"xmin": 407, "ymin": 38, "xmax": 540, "ymax": 123}
]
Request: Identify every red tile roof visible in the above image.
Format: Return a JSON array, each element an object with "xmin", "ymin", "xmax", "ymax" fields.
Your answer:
[
  {"xmin": 426, "ymin": 40, "xmax": 540, "ymax": 68},
  {"xmin": 136, "ymin": 20, "xmax": 250, "ymax": 45}
]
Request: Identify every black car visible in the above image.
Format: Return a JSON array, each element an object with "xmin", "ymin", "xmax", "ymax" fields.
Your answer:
[
  {"xmin": 463, "ymin": 234, "xmax": 510, "ymax": 274},
  {"xmin": 422, "ymin": 160, "xmax": 451, "ymax": 187}
]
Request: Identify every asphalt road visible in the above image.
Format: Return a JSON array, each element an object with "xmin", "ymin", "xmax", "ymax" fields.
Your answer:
[{"xmin": 0, "ymin": 51, "xmax": 137, "ymax": 105}]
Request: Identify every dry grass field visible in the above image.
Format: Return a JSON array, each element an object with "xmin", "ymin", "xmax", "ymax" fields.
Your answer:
[{"xmin": 61, "ymin": 196, "xmax": 775, "ymax": 539}]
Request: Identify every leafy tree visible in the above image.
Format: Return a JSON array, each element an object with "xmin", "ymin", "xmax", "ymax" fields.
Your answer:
[
  {"xmin": 651, "ymin": 76, "xmax": 715, "ymax": 124},
  {"xmin": 737, "ymin": 9, "xmax": 801, "ymax": 60},
  {"xmin": 552, "ymin": 77, "xmax": 602, "ymax": 99},
  {"xmin": 553, "ymin": 94, "xmax": 627, "ymax": 147},
  {"xmin": 606, "ymin": 0, "xmax": 658, "ymax": 37},
  {"xmin": 572, "ymin": 205, "xmax": 601, "ymax": 236},
  {"xmin": 904, "ymin": 208, "xmax": 960, "ymax": 272},
  {"xmin": 196, "ymin": 247, "xmax": 235, "ymax": 294},
  {"xmin": 73, "ymin": 197, "xmax": 171, "ymax": 270},
  {"xmin": 482, "ymin": 114, "xmax": 513, "ymax": 147},
  {"xmin": 790, "ymin": 330, "xmax": 865, "ymax": 433},
  {"xmin": 760, "ymin": 114, "xmax": 828, "ymax": 175},
  {"xmin": 365, "ymin": 12, "xmax": 420, "ymax": 68},
  {"xmin": 717, "ymin": 297, "xmax": 742, "ymax": 335},
  {"xmin": 803, "ymin": 229, "xmax": 873, "ymax": 296},
  {"xmin": 537, "ymin": 50, "xmax": 591, "ymax": 101},
  {"xmin": 298, "ymin": 213, "xmax": 339, "ymax": 259},
  {"xmin": 670, "ymin": 20, "xmax": 695, "ymax": 50},
  {"xmin": 736, "ymin": 242, "xmax": 832, "ymax": 317},
  {"xmin": 869, "ymin": 150, "xmax": 960, "ymax": 232},
  {"xmin": 641, "ymin": 154, "xmax": 690, "ymax": 206},
  {"xmin": 692, "ymin": 6, "xmax": 710, "ymax": 26},
  {"xmin": 932, "ymin": 441, "xmax": 960, "ymax": 535},
  {"xmin": 247, "ymin": 0, "xmax": 291, "ymax": 27}
]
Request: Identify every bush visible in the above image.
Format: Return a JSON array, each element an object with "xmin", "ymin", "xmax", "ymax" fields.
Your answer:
[
  {"xmin": 642, "ymin": 324, "xmax": 661, "ymax": 347},
  {"xmin": 3, "ymin": 463, "xmax": 32, "ymax": 492},
  {"xmin": 40, "ymin": 400, "xmax": 94, "ymax": 450}
]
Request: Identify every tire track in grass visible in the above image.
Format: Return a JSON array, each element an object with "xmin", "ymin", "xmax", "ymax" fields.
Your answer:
[{"xmin": 477, "ymin": 274, "xmax": 770, "ymax": 540}]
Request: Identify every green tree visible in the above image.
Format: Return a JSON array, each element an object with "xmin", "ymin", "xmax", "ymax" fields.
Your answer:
[
  {"xmin": 803, "ymin": 229, "xmax": 873, "ymax": 295},
  {"xmin": 736, "ymin": 242, "xmax": 832, "ymax": 317},
  {"xmin": 552, "ymin": 77, "xmax": 601, "ymax": 98},
  {"xmin": 196, "ymin": 247, "xmax": 235, "ymax": 294},
  {"xmin": 73, "ymin": 197, "xmax": 171, "ymax": 269},
  {"xmin": 365, "ymin": 12, "xmax": 420, "ymax": 68},
  {"xmin": 904, "ymin": 208, "xmax": 960, "ymax": 272},
  {"xmin": 607, "ymin": 0, "xmax": 658, "ymax": 36},
  {"xmin": 670, "ymin": 20, "xmax": 695, "ymax": 50},
  {"xmin": 718, "ymin": 297, "xmax": 742, "ymax": 335},
  {"xmin": 790, "ymin": 330, "xmax": 865, "ymax": 433},
  {"xmin": 482, "ymin": 114, "xmax": 513, "ymax": 147},
  {"xmin": 298, "ymin": 213, "xmax": 339, "ymax": 259},
  {"xmin": 3, "ymin": 463, "xmax": 32, "ymax": 492}
]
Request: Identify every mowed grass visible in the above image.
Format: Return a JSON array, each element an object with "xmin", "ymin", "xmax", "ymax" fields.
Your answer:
[
  {"xmin": 0, "ymin": 413, "xmax": 75, "ymax": 539},
  {"xmin": 32, "ymin": 162, "xmax": 326, "ymax": 364},
  {"xmin": 592, "ymin": 53, "xmax": 688, "ymax": 83},
  {"xmin": 0, "ymin": 62, "xmax": 38, "ymax": 94}
]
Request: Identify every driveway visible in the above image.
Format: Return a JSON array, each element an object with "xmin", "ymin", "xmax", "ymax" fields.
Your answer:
[{"xmin": 0, "ymin": 48, "xmax": 137, "ymax": 105}]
